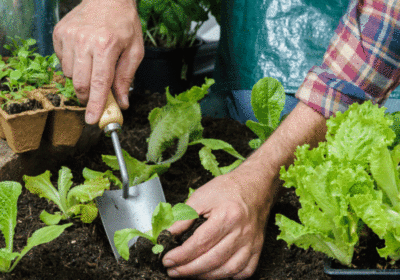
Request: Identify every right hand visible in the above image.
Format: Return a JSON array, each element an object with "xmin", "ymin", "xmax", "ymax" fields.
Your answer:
[{"xmin": 53, "ymin": 0, "xmax": 144, "ymax": 124}]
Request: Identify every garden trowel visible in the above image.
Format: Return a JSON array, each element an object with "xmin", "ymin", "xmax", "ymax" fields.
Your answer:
[{"xmin": 95, "ymin": 92, "xmax": 166, "ymax": 260}]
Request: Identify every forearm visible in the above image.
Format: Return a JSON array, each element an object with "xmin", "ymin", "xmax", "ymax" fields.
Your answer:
[{"xmin": 234, "ymin": 101, "xmax": 327, "ymax": 211}]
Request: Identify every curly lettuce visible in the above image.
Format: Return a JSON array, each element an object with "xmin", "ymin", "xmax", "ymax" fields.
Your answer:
[{"xmin": 277, "ymin": 101, "xmax": 400, "ymax": 266}]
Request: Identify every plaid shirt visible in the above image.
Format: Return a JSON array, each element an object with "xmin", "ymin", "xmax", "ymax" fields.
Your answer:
[{"xmin": 295, "ymin": 0, "xmax": 400, "ymax": 118}]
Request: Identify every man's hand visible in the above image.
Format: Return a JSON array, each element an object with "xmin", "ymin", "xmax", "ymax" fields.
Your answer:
[
  {"xmin": 53, "ymin": 0, "xmax": 144, "ymax": 124},
  {"xmin": 162, "ymin": 102, "xmax": 328, "ymax": 279},
  {"xmin": 163, "ymin": 169, "xmax": 277, "ymax": 279}
]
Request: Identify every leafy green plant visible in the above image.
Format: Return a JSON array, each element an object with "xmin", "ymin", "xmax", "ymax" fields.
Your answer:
[
  {"xmin": 3, "ymin": 36, "xmax": 37, "ymax": 57},
  {"xmin": 0, "ymin": 181, "xmax": 72, "ymax": 273},
  {"xmin": 146, "ymin": 78, "xmax": 214, "ymax": 164},
  {"xmin": 102, "ymin": 149, "xmax": 170, "ymax": 186},
  {"xmin": 189, "ymin": 138, "xmax": 245, "ymax": 177},
  {"xmin": 23, "ymin": 166, "xmax": 110, "ymax": 225},
  {"xmin": 246, "ymin": 77, "xmax": 286, "ymax": 149},
  {"xmin": 0, "ymin": 36, "xmax": 60, "ymax": 103},
  {"xmin": 138, "ymin": 0, "xmax": 221, "ymax": 48},
  {"xmin": 114, "ymin": 202, "xmax": 199, "ymax": 260},
  {"xmin": 82, "ymin": 167, "xmax": 123, "ymax": 189},
  {"xmin": 276, "ymin": 101, "xmax": 400, "ymax": 266},
  {"xmin": 55, "ymin": 77, "xmax": 80, "ymax": 105}
]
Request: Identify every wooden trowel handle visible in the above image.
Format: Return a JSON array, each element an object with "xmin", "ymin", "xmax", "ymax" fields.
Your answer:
[{"xmin": 98, "ymin": 91, "xmax": 124, "ymax": 130}]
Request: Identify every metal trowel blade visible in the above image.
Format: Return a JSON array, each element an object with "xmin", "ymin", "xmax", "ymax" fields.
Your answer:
[{"xmin": 96, "ymin": 176, "xmax": 166, "ymax": 260}]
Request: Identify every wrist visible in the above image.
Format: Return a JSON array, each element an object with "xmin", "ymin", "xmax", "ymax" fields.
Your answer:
[{"xmin": 229, "ymin": 101, "xmax": 327, "ymax": 211}]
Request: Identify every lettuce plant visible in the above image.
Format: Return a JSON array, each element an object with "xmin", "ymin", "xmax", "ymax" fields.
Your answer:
[
  {"xmin": 146, "ymin": 78, "xmax": 214, "ymax": 164},
  {"xmin": 0, "ymin": 181, "xmax": 72, "ymax": 273},
  {"xmin": 102, "ymin": 149, "xmax": 170, "ymax": 186},
  {"xmin": 23, "ymin": 166, "xmax": 110, "ymax": 225},
  {"xmin": 55, "ymin": 77, "xmax": 80, "ymax": 105},
  {"xmin": 189, "ymin": 138, "xmax": 245, "ymax": 177},
  {"xmin": 114, "ymin": 202, "xmax": 198, "ymax": 260},
  {"xmin": 276, "ymin": 101, "xmax": 400, "ymax": 266},
  {"xmin": 246, "ymin": 77, "xmax": 286, "ymax": 149}
]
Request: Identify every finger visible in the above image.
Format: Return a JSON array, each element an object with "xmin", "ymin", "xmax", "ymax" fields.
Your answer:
[
  {"xmin": 61, "ymin": 45, "xmax": 75, "ymax": 78},
  {"xmin": 72, "ymin": 35, "xmax": 93, "ymax": 105},
  {"xmin": 52, "ymin": 25, "xmax": 63, "ymax": 61},
  {"xmin": 59, "ymin": 25, "xmax": 79, "ymax": 77},
  {"xmin": 232, "ymin": 254, "xmax": 260, "ymax": 280},
  {"xmin": 113, "ymin": 42, "xmax": 144, "ymax": 109},
  {"xmin": 163, "ymin": 213, "xmax": 232, "ymax": 268},
  {"xmin": 85, "ymin": 36, "xmax": 120, "ymax": 124},
  {"xmin": 198, "ymin": 248, "xmax": 258, "ymax": 280},
  {"xmin": 167, "ymin": 219, "xmax": 195, "ymax": 236}
]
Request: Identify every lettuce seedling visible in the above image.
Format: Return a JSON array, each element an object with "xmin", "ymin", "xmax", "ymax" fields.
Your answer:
[
  {"xmin": 246, "ymin": 77, "xmax": 286, "ymax": 149},
  {"xmin": 146, "ymin": 78, "xmax": 214, "ymax": 164},
  {"xmin": 189, "ymin": 138, "xmax": 245, "ymax": 177},
  {"xmin": 102, "ymin": 149, "xmax": 170, "ymax": 186},
  {"xmin": 23, "ymin": 166, "xmax": 110, "ymax": 225},
  {"xmin": 1, "ymin": 36, "xmax": 60, "ymax": 97},
  {"xmin": 82, "ymin": 167, "xmax": 123, "ymax": 189},
  {"xmin": 55, "ymin": 77, "xmax": 80, "ymax": 105},
  {"xmin": 0, "ymin": 181, "xmax": 72, "ymax": 273},
  {"xmin": 277, "ymin": 101, "xmax": 400, "ymax": 266},
  {"xmin": 114, "ymin": 202, "xmax": 198, "ymax": 260}
]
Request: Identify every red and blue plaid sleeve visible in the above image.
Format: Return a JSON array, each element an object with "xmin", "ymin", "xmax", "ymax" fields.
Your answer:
[{"xmin": 295, "ymin": 0, "xmax": 400, "ymax": 118}]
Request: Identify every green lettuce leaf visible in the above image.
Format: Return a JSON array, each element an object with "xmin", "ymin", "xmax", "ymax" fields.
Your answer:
[
  {"xmin": 189, "ymin": 138, "xmax": 245, "ymax": 177},
  {"xmin": 277, "ymin": 101, "xmax": 400, "ymax": 266},
  {"xmin": 102, "ymin": 149, "xmax": 170, "ymax": 186},
  {"xmin": 24, "ymin": 167, "xmax": 110, "ymax": 225},
  {"xmin": 146, "ymin": 79, "xmax": 214, "ymax": 163}
]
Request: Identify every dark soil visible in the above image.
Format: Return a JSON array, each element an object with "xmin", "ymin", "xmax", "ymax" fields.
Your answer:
[
  {"xmin": 45, "ymin": 92, "xmax": 82, "ymax": 107},
  {"xmin": 3, "ymin": 98, "xmax": 43, "ymax": 114},
  {"xmin": 46, "ymin": 93, "xmax": 62, "ymax": 107},
  {"xmin": 0, "ymin": 91, "xmax": 333, "ymax": 280}
]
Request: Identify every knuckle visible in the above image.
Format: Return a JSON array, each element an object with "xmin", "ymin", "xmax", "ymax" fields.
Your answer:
[
  {"xmin": 133, "ymin": 44, "xmax": 145, "ymax": 62},
  {"xmin": 237, "ymin": 264, "xmax": 257, "ymax": 279},
  {"xmin": 95, "ymin": 30, "xmax": 116, "ymax": 51},
  {"xmin": 224, "ymin": 203, "xmax": 246, "ymax": 223},
  {"xmin": 116, "ymin": 75, "xmax": 134, "ymax": 86},
  {"xmin": 73, "ymin": 81, "xmax": 89, "ymax": 95},
  {"xmin": 90, "ymin": 77, "xmax": 111, "ymax": 93}
]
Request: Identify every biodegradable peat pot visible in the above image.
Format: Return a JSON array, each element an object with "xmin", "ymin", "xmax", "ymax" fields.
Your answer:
[
  {"xmin": 324, "ymin": 258, "xmax": 400, "ymax": 279},
  {"xmin": 0, "ymin": 90, "xmax": 52, "ymax": 153},
  {"xmin": 134, "ymin": 40, "xmax": 203, "ymax": 95},
  {"xmin": 39, "ymin": 87, "xmax": 86, "ymax": 147}
]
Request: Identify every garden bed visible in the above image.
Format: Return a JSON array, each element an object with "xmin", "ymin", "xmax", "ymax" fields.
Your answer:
[{"xmin": 0, "ymin": 91, "xmax": 330, "ymax": 280}]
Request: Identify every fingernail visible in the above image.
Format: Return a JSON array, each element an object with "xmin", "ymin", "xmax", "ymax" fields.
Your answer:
[
  {"xmin": 167, "ymin": 269, "xmax": 179, "ymax": 277},
  {"xmin": 85, "ymin": 112, "xmax": 96, "ymax": 125},
  {"xmin": 163, "ymin": 259, "xmax": 175, "ymax": 267},
  {"xmin": 118, "ymin": 95, "xmax": 129, "ymax": 109}
]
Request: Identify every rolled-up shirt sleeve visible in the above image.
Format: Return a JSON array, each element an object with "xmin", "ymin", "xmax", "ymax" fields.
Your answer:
[{"xmin": 295, "ymin": 0, "xmax": 400, "ymax": 118}]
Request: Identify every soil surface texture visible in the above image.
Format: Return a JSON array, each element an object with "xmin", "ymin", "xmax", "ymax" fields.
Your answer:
[
  {"xmin": 0, "ymin": 91, "xmax": 333, "ymax": 280},
  {"xmin": 3, "ymin": 98, "xmax": 43, "ymax": 115}
]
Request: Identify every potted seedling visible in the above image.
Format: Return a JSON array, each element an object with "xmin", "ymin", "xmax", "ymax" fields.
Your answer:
[
  {"xmin": 276, "ymin": 101, "xmax": 400, "ymax": 278},
  {"xmin": 0, "ymin": 36, "xmax": 60, "ymax": 152},
  {"xmin": 134, "ymin": 0, "xmax": 221, "ymax": 95},
  {"xmin": 40, "ymin": 76, "xmax": 86, "ymax": 147}
]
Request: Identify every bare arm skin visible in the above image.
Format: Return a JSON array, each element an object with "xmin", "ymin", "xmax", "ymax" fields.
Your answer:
[
  {"xmin": 163, "ymin": 101, "xmax": 328, "ymax": 279},
  {"xmin": 52, "ymin": 0, "xmax": 144, "ymax": 124}
]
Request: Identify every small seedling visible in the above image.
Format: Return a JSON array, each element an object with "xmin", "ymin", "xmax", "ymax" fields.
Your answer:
[
  {"xmin": 114, "ymin": 202, "xmax": 198, "ymax": 260},
  {"xmin": 23, "ymin": 166, "xmax": 110, "ymax": 225},
  {"xmin": 0, "ymin": 181, "xmax": 72, "ymax": 273}
]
